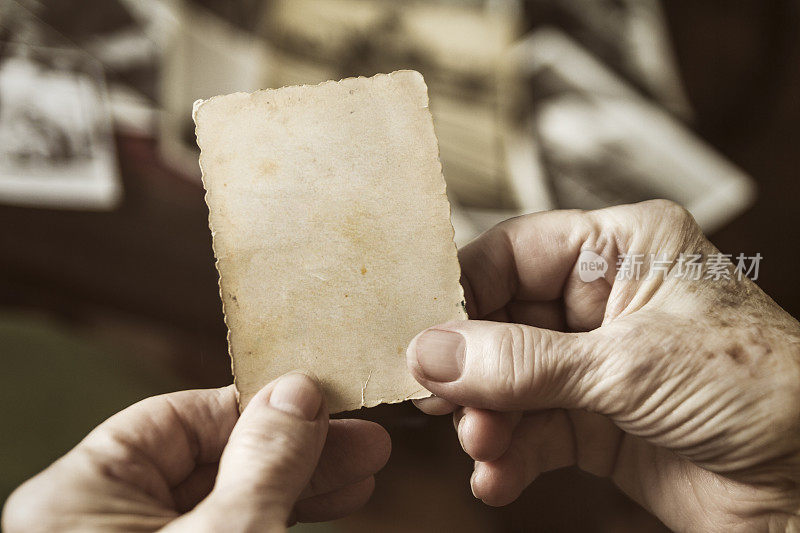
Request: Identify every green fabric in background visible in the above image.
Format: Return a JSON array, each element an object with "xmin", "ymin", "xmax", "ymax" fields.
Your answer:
[{"xmin": 0, "ymin": 311, "xmax": 188, "ymax": 504}]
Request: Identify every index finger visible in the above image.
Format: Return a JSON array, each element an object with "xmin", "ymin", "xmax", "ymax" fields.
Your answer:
[
  {"xmin": 80, "ymin": 386, "xmax": 239, "ymax": 487},
  {"xmin": 458, "ymin": 209, "xmax": 596, "ymax": 318}
]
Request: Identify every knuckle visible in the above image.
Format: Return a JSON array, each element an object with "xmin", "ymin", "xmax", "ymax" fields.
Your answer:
[
  {"xmin": 591, "ymin": 200, "xmax": 700, "ymax": 241},
  {"xmin": 242, "ymin": 424, "xmax": 306, "ymax": 464},
  {"xmin": 487, "ymin": 324, "xmax": 541, "ymax": 401},
  {"xmin": 225, "ymin": 422, "xmax": 314, "ymax": 495},
  {"xmin": 641, "ymin": 199, "xmax": 691, "ymax": 221},
  {"xmin": 643, "ymin": 199, "xmax": 699, "ymax": 234},
  {"xmin": 614, "ymin": 199, "xmax": 705, "ymax": 254}
]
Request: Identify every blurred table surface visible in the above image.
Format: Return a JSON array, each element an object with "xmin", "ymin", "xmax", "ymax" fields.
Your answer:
[{"xmin": 1, "ymin": 2, "xmax": 799, "ymax": 531}]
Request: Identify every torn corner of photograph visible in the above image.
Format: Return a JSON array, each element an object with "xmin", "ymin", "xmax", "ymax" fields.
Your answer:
[{"xmin": 193, "ymin": 70, "xmax": 467, "ymax": 413}]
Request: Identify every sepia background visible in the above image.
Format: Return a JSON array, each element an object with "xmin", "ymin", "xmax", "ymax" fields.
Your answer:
[{"xmin": 1, "ymin": 1, "xmax": 799, "ymax": 531}]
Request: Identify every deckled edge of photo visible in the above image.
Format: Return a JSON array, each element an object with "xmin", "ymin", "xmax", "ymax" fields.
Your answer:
[
  {"xmin": 193, "ymin": 96, "xmax": 242, "ymax": 409},
  {"xmin": 193, "ymin": 70, "xmax": 468, "ymax": 412}
]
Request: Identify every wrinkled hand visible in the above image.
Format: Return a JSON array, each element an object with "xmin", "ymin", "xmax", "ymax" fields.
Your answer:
[
  {"xmin": 408, "ymin": 200, "xmax": 800, "ymax": 532},
  {"xmin": 2, "ymin": 373, "xmax": 390, "ymax": 532}
]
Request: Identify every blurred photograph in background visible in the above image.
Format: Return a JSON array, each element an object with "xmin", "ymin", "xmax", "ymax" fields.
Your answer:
[
  {"xmin": 159, "ymin": 0, "xmax": 755, "ymax": 243},
  {"xmin": 506, "ymin": 27, "xmax": 754, "ymax": 233},
  {"xmin": 0, "ymin": 44, "xmax": 120, "ymax": 209}
]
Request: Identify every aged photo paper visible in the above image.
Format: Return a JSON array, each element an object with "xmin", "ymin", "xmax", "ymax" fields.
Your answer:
[{"xmin": 194, "ymin": 71, "xmax": 467, "ymax": 412}]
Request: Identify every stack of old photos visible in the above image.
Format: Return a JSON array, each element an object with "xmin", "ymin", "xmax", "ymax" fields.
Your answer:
[
  {"xmin": 7, "ymin": 0, "xmax": 748, "ymax": 234},
  {"xmin": 159, "ymin": 0, "xmax": 754, "ymax": 244},
  {"xmin": 0, "ymin": 0, "xmax": 173, "ymax": 210}
]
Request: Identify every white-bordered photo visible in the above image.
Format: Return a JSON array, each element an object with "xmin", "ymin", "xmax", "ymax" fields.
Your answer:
[{"xmin": 0, "ymin": 44, "xmax": 121, "ymax": 210}]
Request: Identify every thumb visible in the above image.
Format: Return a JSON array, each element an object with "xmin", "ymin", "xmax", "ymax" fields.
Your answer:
[
  {"xmin": 193, "ymin": 372, "xmax": 328, "ymax": 531},
  {"xmin": 407, "ymin": 320, "xmax": 604, "ymax": 412}
]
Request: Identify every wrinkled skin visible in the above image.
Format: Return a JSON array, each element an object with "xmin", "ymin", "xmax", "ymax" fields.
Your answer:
[
  {"xmin": 409, "ymin": 200, "xmax": 800, "ymax": 532},
  {"xmin": 1, "ymin": 374, "xmax": 391, "ymax": 532}
]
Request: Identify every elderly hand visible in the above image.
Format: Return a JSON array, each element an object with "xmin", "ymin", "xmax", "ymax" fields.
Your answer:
[
  {"xmin": 408, "ymin": 200, "xmax": 800, "ymax": 532},
  {"xmin": 2, "ymin": 373, "xmax": 390, "ymax": 532}
]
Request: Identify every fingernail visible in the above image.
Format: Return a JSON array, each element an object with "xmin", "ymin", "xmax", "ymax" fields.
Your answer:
[
  {"xmin": 456, "ymin": 415, "xmax": 467, "ymax": 450},
  {"xmin": 470, "ymin": 469, "xmax": 479, "ymax": 499},
  {"xmin": 269, "ymin": 373, "xmax": 321, "ymax": 420},
  {"xmin": 415, "ymin": 329, "xmax": 465, "ymax": 382}
]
